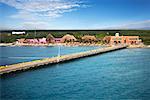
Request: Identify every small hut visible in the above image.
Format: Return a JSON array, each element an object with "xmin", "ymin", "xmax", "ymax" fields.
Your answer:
[
  {"xmin": 26, "ymin": 39, "xmax": 39, "ymax": 44},
  {"xmin": 16, "ymin": 38, "xmax": 26, "ymax": 43},
  {"xmin": 61, "ymin": 34, "xmax": 77, "ymax": 42},
  {"xmin": 52, "ymin": 38, "xmax": 62, "ymax": 43},
  {"xmin": 81, "ymin": 35, "xmax": 97, "ymax": 43},
  {"xmin": 38, "ymin": 38, "xmax": 47, "ymax": 44},
  {"xmin": 46, "ymin": 34, "xmax": 54, "ymax": 43}
]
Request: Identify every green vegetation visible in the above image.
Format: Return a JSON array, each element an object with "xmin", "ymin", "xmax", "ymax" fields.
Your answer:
[{"xmin": 0, "ymin": 30, "xmax": 150, "ymax": 45}]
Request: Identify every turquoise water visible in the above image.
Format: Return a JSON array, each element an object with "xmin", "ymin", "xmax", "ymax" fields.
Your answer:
[
  {"xmin": 0, "ymin": 46, "xmax": 100, "ymax": 66},
  {"xmin": 1, "ymin": 46, "xmax": 150, "ymax": 100}
]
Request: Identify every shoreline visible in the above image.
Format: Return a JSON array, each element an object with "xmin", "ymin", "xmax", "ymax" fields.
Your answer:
[
  {"xmin": 0, "ymin": 43, "xmax": 106, "ymax": 47},
  {"xmin": 0, "ymin": 43, "xmax": 149, "ymax": 48},
  {"xmin": 0, "ymin": 46, "xmax": 127, "ymax": 74}
]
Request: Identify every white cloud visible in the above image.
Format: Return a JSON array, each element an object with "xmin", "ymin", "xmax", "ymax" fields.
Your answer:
[
  {"xmin": 105, "ymin": 20, "xmax": 150, "ymax": 30},
  {"xmin": 11, "ymin": 10, "xmax": 39, "ymax": 21},
  {"xmin": 1, "ymin": 0, "xmax": 85, "ymax": 19},
  {"xmin": 0, "ymin": 0, "xmax": 87, "ymax": 29},
  {"xmin": 22, "ymin": 21, "xmax": 51, "ymax": 29},
  {"xmin": 118, "ymin": 20, "xmax": 150, "ymax": 29}
]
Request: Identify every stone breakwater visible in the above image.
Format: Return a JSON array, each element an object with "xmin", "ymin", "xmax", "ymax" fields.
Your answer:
[
  {"xmin": 0, "ymin": 43, "xmax": 104, "ymax": 47},
  {"xmin": 0, "ymin": 46, "xmax": 127, "ymax": 75},
  {"xmin": 0, "ymin": 43, "xmax": 149, "ymax": 48}
]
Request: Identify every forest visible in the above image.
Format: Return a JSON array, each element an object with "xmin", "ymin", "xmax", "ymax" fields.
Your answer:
[{"xmin": 0, "ymin": 30, "xmax": 150, "ymax": 45}]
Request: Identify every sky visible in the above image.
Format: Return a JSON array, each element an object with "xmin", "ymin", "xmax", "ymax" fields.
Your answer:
[{"xmin": 0, "ymin": 0, "xmax": 150, "ymax": 30}]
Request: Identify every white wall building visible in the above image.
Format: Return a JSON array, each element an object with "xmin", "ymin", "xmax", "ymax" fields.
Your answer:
[
  {"xmin": 12, "ymin": 31, "xmax": 26, "ymax": 35},
  {"xmin": 115, "ymin": 33, "xmax": 119, "ymax": 37}
]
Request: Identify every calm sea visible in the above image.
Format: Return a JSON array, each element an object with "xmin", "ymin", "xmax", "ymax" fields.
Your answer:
[{"xmin": 1, "ymin": 46, "xmax": 150, "ymax": 100}]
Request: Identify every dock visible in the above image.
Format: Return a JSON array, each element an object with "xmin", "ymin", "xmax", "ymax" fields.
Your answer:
[{"xmin": 0, "ymin": 45, "xmax": 127, "ymax": 75}]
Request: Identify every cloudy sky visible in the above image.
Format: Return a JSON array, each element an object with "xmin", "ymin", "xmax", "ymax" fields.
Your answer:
[{"xmin": 0, "ymin": 0, "xmax": 150, "ymax": 30}]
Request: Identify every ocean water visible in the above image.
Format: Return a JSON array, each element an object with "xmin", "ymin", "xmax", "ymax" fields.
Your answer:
[
  {"xmin": 1, "ymin": 46, "xmax": 150, "ymax": 100},
  {"xmin": 0, "ymin": 46, "xmax": 100, "ymax": 66}
]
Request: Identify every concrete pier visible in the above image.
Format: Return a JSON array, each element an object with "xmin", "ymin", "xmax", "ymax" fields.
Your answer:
[{"xmin": 0, "ymin": 46, "xmax": 127, "ymax": 75}]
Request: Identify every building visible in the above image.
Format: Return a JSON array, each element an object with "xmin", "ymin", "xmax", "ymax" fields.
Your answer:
[
  {"xmin": 26, "ymin": 39, "xmax": 39, "ymax": 44},
  {"xmin": 38, "ymin": 38, "xmax": 47, "ymax": 44},
  {"xmin": 16, "ymin": 38, "xmax": 47, "ymax": 44},
  {"xmin": 81, "ymin": 35, "xmax": 97, "ymax": 42},
  {"xmin": 61, "ymin": 34, "xmax": 77, "ymax": 42},
  {"xmin": 51, "ymin": 38, "xmax": 62, "ymax": 43},
  {"xmin": 46, "ymin": 34, "xmax": 54, "ymax": 43},
  {"xmin": 103, "ymin": 33, "xmax": 142, "ymax": 45},
  {"xmin": 12, "ymin": 31, "xmax": 26, "ymax": 35},
  {"xmin": 16, "ymin": 38, "xmax": 26, "ymax": 44}
]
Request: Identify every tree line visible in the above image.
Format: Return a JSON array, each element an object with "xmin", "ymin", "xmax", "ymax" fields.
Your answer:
[{"xmin": 0, "ymin": 30, "xmax": 150, "ymax": 44}]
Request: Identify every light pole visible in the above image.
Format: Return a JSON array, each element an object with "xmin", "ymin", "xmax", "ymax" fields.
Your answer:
[
  {"xmin": 57, "ymin": 43, "xmax": 61, "ymax": 62},
  {"xmin": 34, "ymin": 29, "xmax": 36, "ymax": 38}
]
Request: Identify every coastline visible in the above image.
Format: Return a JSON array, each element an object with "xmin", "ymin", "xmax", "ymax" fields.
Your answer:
[
  {"xmin": 127, "ymin": 45, "xmax": 150, "ymax": 48},
  {"xmin": 0, "ymin": 43, "xmax": 149, "ymax": 48},
  {"xmin": 0, "ymin": 43, "xmax": 106, "ymax": 47}
]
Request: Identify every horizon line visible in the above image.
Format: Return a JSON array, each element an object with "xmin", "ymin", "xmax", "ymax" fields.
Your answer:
[{"xmin": 1, "ymin": 29, "xmax": 150, "ymax": 31}]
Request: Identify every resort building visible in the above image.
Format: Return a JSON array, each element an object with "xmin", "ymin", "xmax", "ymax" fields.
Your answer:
[
  {"xmin": 82, "ymin": 35, "xmax": 97, "ymax": 43},
  {"xmin": 61, "ymin": 34, "xmax": 77, "ymax": 42},
  {"xmin": 16, "ymin": 38, "xmax": 26, "ymax": 44},
  {"xmin": 26, "ymin": 39, "xmax": 39, "ymax": 44},
  {"xmin": 103, "ymin": 33, "xmax": 142, "ymax": 45},
  {"xmin": 16, "ymin": 38, "xmax": 47, "ymax": 44},
  {"xmin": 38, "ymin": 38, "xmax": 47, "ymax": 44},
  {"xmin": 51, "ymin": 38, "xmax": 62, "ymax": 43},
  {"xmin": 46, "ymin": 34, "xmax": 54, "ymax": 43}
]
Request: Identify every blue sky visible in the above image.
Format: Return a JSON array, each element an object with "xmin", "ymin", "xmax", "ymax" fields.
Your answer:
[{"xmin": 0, "ymin": 0, "xmax": 150, "ymax": 30}]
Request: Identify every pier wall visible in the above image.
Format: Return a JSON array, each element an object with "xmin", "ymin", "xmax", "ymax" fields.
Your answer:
[{"xmin": 0, "ymin": 46, "xmax": 127, "ymax": 75}]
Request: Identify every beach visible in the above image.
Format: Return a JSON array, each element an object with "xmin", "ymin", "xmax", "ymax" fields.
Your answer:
[
  {"xmin": 0, "ymin": 43, "xmax": 149, "ymax": 48},
  {"xmin": 0, "ymin": 43, "xmax": 105, "ymax": 47}
]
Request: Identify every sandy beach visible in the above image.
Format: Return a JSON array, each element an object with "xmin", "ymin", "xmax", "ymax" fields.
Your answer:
[
  {"xmin": 0, "ymin": 43, "xmax": 149, "ymax": 48},
  {"xmin": 0, "ymin": 43, "xmax": 105, "ymax": 47}
]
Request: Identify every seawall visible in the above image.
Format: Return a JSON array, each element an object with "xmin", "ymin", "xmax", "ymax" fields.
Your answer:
[{"xmin": 0, "ymin": 45, "xmax": 127, "ymax": 75}]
